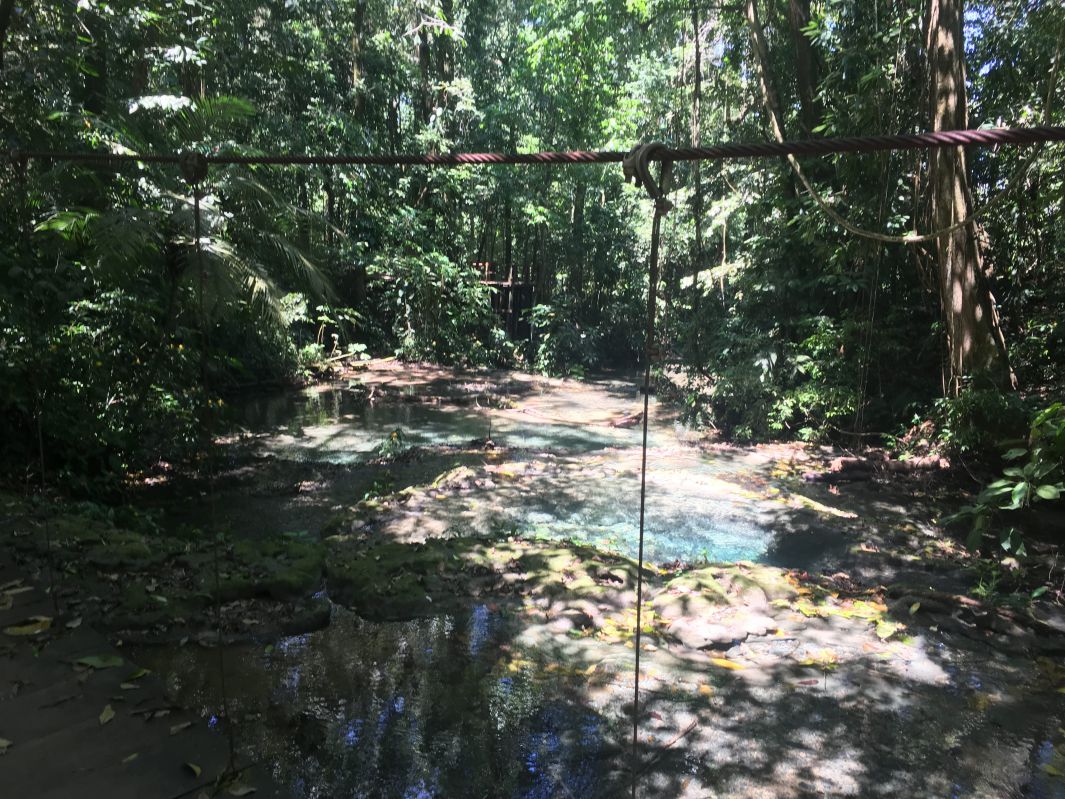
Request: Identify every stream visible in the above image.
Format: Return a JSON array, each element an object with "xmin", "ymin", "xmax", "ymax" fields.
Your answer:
[{"xmin": 129, "ymin": 364, "xmax": 1065, "ymax": 799}]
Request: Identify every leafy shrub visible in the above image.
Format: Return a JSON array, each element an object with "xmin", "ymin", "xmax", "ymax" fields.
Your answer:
[
  {"xmin": 949, "ymin": 402, "xmax": 1065, "ymax": 554},
  {"xmin": 932, "ymin": 387, "xmax": 1030, "ymax": 456}
]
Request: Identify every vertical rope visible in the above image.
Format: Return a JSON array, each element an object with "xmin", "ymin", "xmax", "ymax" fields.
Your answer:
[
  {"xmin": 630, "ymin": 177, "xmax": 671, "ymax": 799},
  {"xmin": 188, "ymin": 161, "xmax": 236, "ymax": 771},
  {"xmin": 14, "ymin": 153, "xmax": 60, "ymax": 612}
]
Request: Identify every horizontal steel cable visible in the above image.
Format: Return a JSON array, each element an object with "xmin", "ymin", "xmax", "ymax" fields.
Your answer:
[{"xmin": 10, "ymin": 125, "xmax": 1065, "ymax": 170}]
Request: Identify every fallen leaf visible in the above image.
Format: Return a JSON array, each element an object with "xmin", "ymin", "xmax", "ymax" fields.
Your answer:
[
  {"xmin": 798, "ymin": 679, "xmax": 820, "ymax": 686},
  {"xmin": 875, "ymin": 621, "xmax": 901, "ymax": 640},
  {"xmin": 120, "ymin": 682, "xmax": 139, "ymax": 690},
  {"xmin": 185, "ymin": 762, "xmax": 202, "ymax": 778},
  {"xmin": 228, "ymin": 785, "xmax": 256, "ymax": 796},
  {"xmin": 122, "ymin": 752, "xmax": 139, "ymax": 764},
  {"xmin": 125, "ymin": 668, "xmax": 151, "ymax": 681},
  {"xmin": 153, "ymin": 709, "xmax": 171, "ymax": 719},
  {"xmin": 1042, "ymin": 764, "xmax": 1064, "ymax": 777},
  {"xmin": 698, "ymin": 684, "xmax": 714, "ymax": 696},
  {"xmin": 0, "ymin": 737, "xmax": 11, "ymax": 755},
  {"xmin": 909, "ymin": 602, "xmax": 921, "ymax": 616},
  {"xmin": 3, "ymin": 616, "xmax": 52, "ymax": 636},
  {"xmin": 170, "ymin": 721, "xmax": 192, "ymax": 735},
  {"xmin": 65, "ymin": 617, "xmax": 83, "ymax": 629},
  {"xmin": 77, "ymin": 654, "xmax": 124, "ymax": 670},
  {"xmin": 710, "ymin": 657, "xmax": 745, "ymax": 671},
  {"xmin": 99, "ymin": 704, "xmax": 115, "ymax": 725}
]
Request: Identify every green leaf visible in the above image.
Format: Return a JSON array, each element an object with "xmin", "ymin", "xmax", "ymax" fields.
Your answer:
[
  {"xmin": 876, "ymin": 620, "xmax": 901, "ymax": 640},
  {"xmin": 1031, "ymin": 586, "xmax": 1049, "ymax": 599},
  {"xmin": 0, "ymin": 737, "xmax": 11, "ymax": 755},
  {"xmin": 1002, "ymin": 448, "xmax": 1028, "ymax": 461},
  {"xmin": 3, "ymin": 616, "xmax": 52, "ymax": 636},
  {"xmin": 1035, "ymin": 484, "xmax": 1061, "ymax": 501},
  {"xmin": 99, "ymin": 704, "xmax": 115, "ymax": 725},
  {"xmin": 77, "ymin": 654, "xmax": 124, "ymax": 670}
]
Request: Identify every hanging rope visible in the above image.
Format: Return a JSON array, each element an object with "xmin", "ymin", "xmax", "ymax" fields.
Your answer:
[
  {"xmin": 10, "ymin": 151, "xmax": 60, "ymax": 612},
  {"xmin": 623, "ymin": 142, "xmax": 674, "ymax": 799},
  {"xmin": 183, "ymin": 152, "xmax": 237, "ymax": 772}
]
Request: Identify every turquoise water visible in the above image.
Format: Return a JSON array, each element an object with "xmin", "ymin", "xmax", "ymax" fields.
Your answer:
[{"xmin": 234, "ymin": 385, "xmax": 777, "ymax": 564}]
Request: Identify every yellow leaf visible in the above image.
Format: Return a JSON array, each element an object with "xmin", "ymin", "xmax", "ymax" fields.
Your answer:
[
  {"xmin": 99, "ymin": 704, "xmax": 115, "ymax": 725},
  {"xmin": 876, "ymin": 621, "xmax": 901, "ymax": 640},
  {"xmin": 710, "ymin": 657, "xmax": 745, "ymax": 671},
  {"xmin": 909, "ymin": 602, "xmax": 921, "ymax": 615},
  {"xmin": 185, "ymin": 762, "xmax": 202, "ymax": 778},
  {"xmin": 3, "ymin": 615, "xmax": 52, "ymax": 636},
  {"xmin": 1042, "ymin": 764, "xmax": 1064, "ymax": 777},
  {"xmin": 698, "ymin": 684, "xmax": 714, "ymax": 696}
]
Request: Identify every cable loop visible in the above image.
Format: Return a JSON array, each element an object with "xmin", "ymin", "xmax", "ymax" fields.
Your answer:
[
  {"xmin": 624, "ymin": 142, "xmax": 674, "ymax": 213},
  {"xmin": 180, "ymin": 151, "xmax": 209, "ymax": 186}
]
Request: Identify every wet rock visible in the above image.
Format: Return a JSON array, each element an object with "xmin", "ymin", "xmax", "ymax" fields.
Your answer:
[
  {"xmin": 668, "ymin": 618, "xmax": 742, "ymax": 649},
  {"xmin": 279, "ymin": 597, "xmax": 331, "ymax": 636}
]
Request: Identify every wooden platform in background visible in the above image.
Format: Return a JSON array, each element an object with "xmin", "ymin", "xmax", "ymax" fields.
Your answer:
[{"xmin": 0, "ymin": 562, "xmax": 279, "ymax": 799}]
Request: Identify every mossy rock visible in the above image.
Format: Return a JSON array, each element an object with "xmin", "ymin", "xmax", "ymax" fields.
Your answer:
[
  {"xmin": 208, "ymin": 534, "xmax": 326, "ymax": 601},
  {"xmin": 99, "ymin": 581, "xmax": 207, "ymax": 632},
  {"xmin": 327, "ymin": 536, "xmax": 644, "ymax": 622}
]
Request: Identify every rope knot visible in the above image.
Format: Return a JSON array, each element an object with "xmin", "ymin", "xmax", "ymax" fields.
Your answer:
[
  {"xmin": 180, "ymin": 151, "xmax": 209, "ymax": 185},
  {"xmin": 623, "ymin": 142, "xmax": 673, "ymax": 213}
]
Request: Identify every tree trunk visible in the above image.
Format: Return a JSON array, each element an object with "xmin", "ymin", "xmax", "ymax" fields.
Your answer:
[
  {"xmin": 925, "ymin": 0, "xmax": 1014, "ymax": 393},
  {"xmin": 785, "ymin": 0, "xmax": 820, "ymax": 135},
  {"xmin": 745, "ymin": 0, "xmax": 798, "ymax": 200}
]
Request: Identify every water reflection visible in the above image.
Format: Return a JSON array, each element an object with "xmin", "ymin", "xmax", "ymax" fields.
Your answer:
[{"xmin": 133, "ymin": 605, "xmax": 618, "ymax": 799}]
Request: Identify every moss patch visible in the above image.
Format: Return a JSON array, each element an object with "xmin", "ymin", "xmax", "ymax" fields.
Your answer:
[{"xmin": 326, "ymin": 536, "xmax": 645, "ymax": 622}]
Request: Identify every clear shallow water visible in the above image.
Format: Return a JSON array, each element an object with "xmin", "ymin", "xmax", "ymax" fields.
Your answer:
[
  {"xmin": 232, "ymin": 385, "xmax": 779, "ymax": 564},
  {"xmin": 132, "ymin": 606, "xmax": 619, "ymax": 799}
]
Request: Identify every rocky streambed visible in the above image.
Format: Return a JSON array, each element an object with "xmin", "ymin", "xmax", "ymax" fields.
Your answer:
[{"xmin": 4, "ymin": 361, "xmax": 1065, "ymax": 798}]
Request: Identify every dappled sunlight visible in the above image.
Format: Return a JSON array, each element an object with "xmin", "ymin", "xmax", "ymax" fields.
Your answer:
[{"xmin": 101, "ymin": 369, "xmax": 1065, "ymax": 796}]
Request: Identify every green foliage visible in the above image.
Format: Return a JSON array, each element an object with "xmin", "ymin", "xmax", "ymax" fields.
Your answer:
[
  {"xmin": 372, "ymin": 428, "xmax": 409, "ymax": 460},
  {"xmin": 932, "ymin": 388, "xmax": 1030, "ymax": 456},
  {"xmin": 949, "ymin": 403, "xmax": 1065, "ymax": 553},
  {"xmin": 1, "ymin": 0, "xmax": 1064, "ymax": 484}
]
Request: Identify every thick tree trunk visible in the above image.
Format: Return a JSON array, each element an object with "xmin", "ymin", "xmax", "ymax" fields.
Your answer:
[
  {"xmin": 926, "ymin": 0, "xmax": 1014, "ymax": 393},
  {"xmin": 785, "ymin": 0, "xmax": 820, "ymax": 135}
]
